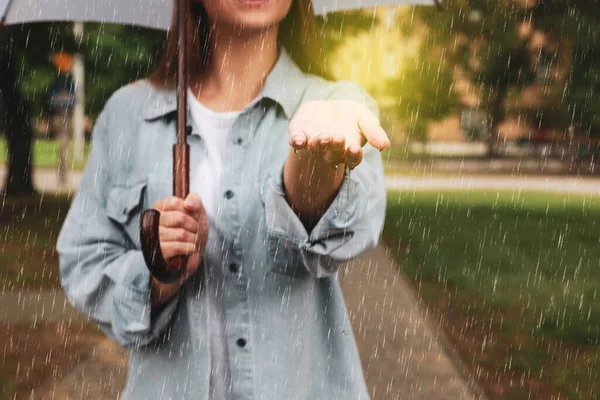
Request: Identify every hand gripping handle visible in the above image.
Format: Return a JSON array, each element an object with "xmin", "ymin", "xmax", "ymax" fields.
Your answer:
[
  {"xmin": 140, "ymin": 209, "xmax": 187, "ymax": 283},
  {"xmin": 140, "ymin": 142, "xmax": 190, "ymax": 283}
]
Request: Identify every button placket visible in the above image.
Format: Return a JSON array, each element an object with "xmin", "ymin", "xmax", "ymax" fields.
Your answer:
[
  {"xmin": 230, "ymin": 110, "xmax": 256, "ymax": 147},
  {"xmin": 223, "ymin": 111, "xmax": 256, "ymax": 400}
]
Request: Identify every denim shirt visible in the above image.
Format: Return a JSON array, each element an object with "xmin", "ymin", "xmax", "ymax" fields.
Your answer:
[{"xmin": 57, "ymin": 50, "xmax": 386, "ymax": 400}]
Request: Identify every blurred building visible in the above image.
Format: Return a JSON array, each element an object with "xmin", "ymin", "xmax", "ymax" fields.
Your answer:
[{"xmin": 331, "ymin": 6, "xmax": 575, "ymax": 150}]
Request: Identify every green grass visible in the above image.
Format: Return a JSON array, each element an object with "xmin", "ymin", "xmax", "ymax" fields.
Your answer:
[
  {"xmin": 0, "ymin": 137, "xmax": 90, "ymax": 170},
  {"xmin": 384, "ymin": 191, "xmax": 600, "ymax": 398}
]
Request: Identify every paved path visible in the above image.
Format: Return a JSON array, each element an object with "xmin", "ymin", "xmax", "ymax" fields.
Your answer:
[
  {"xmin": 1, "ymin": 246, "xmax": 485, "ymax": 400},
  {"xmin": 341, "ymin": 246, "xmax": 484, "ymax": 399},
  {"xmin": 385, "ymin": 175, "xmax": 600, "ymax": 195},
  {"xmin": 3, "ymin": 167, "xmax": 599, "ymax": 195},
  {"xmin": 0, "ymin": 166, "xmax": 82, "ymax": 195}
]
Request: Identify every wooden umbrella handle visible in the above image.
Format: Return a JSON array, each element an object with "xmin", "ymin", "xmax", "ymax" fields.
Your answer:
[
  {"xmin": 140, "ymin": 0, "xmax": 190, "ymax": 283},
  {"xmin": 140, "ymin": 142, "xmax": 190, "ymax": 283},
  {"xmin": 140, "ymin": 211, "xmax": 187, "ymax": 283}
]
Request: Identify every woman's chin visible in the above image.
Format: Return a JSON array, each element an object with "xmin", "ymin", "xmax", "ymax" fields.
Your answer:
[
  {"xmin": 201, "ymin": 0, "xmax": 292, "ymax": 32},
  {"xmin": 232, "ymin": 14, "xmax": 281, "ymax": 31}
]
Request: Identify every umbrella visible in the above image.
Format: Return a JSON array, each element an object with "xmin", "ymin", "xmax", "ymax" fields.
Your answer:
[
  {"xmin": 0, "ymin": 0, "xmax": 440, "ymax": 282},
  {"xmin": 0, "ymin": 0, "xmax": 440, "ymax": 29},
  {"xmin": 313, "ymin": 0, "xmax": 441, "ymax": 14}
]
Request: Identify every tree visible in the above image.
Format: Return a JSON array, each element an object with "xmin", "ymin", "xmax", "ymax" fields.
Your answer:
[
  {"xmin": 0, "ymin": 48, "xmax": 34, "ymax": 195},
  {"xmin": 1, "ymin": 23, "xmax": 163, "ymax": 195},
  {"xmin": 544, "ymin": 0, "xmax": 600, "ymax": 138},
  {"xmin": 411, "ymin": 0, "xmax": 539, "ymax": 156},
  {"xmin": 410, "ymin": 0, "xmax": 600, "ymax": 156},
  {"xmin": 80, "ymin": 25, "xmax": 164, "ymax": 117},
  {"xmin": 389, "ymin": 37, "xmax": 458, "ymax": 141},
  {"xmin": 0, "ymin": 24, "xmax": 72, "ymax": 195}
]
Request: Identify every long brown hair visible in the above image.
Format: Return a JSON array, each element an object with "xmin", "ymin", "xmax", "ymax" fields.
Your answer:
[{"xmin": 148, "ymin": 0, "xmax": 329, "ymax": 87}]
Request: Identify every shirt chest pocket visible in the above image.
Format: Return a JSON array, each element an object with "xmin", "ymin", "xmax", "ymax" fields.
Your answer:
[{"xmin": 106, "ymin": 180, "xmax": 147, "ymax": 248}]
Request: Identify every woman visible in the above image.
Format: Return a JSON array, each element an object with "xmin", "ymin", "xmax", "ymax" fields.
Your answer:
[{"xmin": 58, "ymin": 0, "xmax": 389, "ymax": 399}]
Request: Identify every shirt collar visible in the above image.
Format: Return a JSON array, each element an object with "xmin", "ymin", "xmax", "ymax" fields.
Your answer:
[
  {"xmin": 142, "ymin": 84, "xmax": 178, "ymax": 121},
  {"xmin": 259, "ymin": 48, "xmax": 307, "ymax": 118},
  {"xmin": 143, "ymin": 48, "xmax": 307, "ymax": 121}
]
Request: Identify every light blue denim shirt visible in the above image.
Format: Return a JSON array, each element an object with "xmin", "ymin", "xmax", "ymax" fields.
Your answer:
[{"xmin": 57, "ymin": 50, "xmax": 386, "ymax": 400}]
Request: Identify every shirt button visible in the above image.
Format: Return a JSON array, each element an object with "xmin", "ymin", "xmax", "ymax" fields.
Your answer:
[
  {"xmin": 236, "ymin": 137, "xmax": 243, "ymax": 145},
  {"xmin": 229, "ymin": 263, "xmax": 240, "ymax": 274},
  {"xmin": 224, "ymin": 190, "xmax": 234, "ymax": 199},
  {"xmin": 236, "ymin": 338, "xmax": 247, "ymax": 348}
]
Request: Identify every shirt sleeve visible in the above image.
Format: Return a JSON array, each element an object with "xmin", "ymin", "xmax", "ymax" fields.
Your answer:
[
  {"xmin": 262, "ymin": 81, "xmax": 387, "ymax": 278},
  {"xmin": 57, "ymin": 101, "xmax": 179, "ymax": 349}
]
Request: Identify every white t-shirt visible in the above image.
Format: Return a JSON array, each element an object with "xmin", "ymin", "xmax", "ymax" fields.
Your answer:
[{"xmin": 187, "ymin": 89, "xmax": 243, "ymax": 220}]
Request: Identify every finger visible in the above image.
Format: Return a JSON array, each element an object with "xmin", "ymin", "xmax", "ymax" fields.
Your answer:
[
  {"xmin": 306, "ymin": 128, "xmax": 324, "ymax": 153},
  {"xmin": 161, "ymin": 241, "xmax": 197, "ymax": 259},
  {"xmin": 160, "ymin": 211, "xmax": 199, "ymax": 233},
  {"xmin": 159, "ymin": 226, "xmax": 198, "ymax": 245},
  {"xmin": 344, "ymin": 143, "xmax": 363, "ymax": 169},
  {"xmin": 357, "ymin": 116, "xmax": 391, "ymax": 151},
  {"xmin": 322, "ymin": 134, "xmax": 345, "ymax": 166},
  {"xmin": 288, "ymin": 128, "xmax": 307, "ymax": 149},
  {"xmin": 318, "ymin": 134, "xmax": 331, "ymax": 155},
  {"xmin": 183, "ymin": 193, "xmax": 203, "ymax": 213},
  {"xmin": 154, "ymin": 196, "xmax": 185, "ymax": 212}
]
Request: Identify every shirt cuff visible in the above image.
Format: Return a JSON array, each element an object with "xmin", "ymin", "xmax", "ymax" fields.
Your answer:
[
  {"xmin": 263, "ymin": 166, "xmax": 367, "ymax": 269},
  {"xmin": 105, "ymin": 251, "xmax": 180, "ymax": 347}
]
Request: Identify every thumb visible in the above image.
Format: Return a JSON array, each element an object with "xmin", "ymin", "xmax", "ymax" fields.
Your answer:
[
  {"xmin": 183, "ymin": 193, "xmax": 203, "ymax": 214},
  {"xmin": 357, "ymin": 113, "xmax": 391, "ymax": 151}
]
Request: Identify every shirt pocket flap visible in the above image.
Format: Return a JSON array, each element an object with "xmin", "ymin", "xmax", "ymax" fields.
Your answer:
[{"xmin": 107, "ymin": 180, "xmax": 147, "ymax": 224}]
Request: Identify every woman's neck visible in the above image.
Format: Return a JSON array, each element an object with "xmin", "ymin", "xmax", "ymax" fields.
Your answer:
[{"xmin": 191, "ymin": 26, "xmax": 280, "ymax": 112}]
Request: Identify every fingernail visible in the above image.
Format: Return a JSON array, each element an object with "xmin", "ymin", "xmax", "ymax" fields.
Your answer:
[{"xmin": 184, "ymin": 198, "xmax": 199, "ymax": 209}]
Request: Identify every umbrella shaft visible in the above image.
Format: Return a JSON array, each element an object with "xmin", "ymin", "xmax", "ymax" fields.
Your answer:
[
  {"xmin": 177, "ymin": 0, "xmax": 188, "ymax": 146},
  {"xmin": 173, "ymin": 143, "xmax": 189, "ymax": 199},
  {"xmin": 174, "ymin": 0, "xmax": 189, "ymax": 198}
]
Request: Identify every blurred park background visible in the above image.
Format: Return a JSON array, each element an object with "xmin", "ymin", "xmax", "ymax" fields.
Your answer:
[{"xmin": 1, "ymin": 0, "xmax": 600, "ymax": 399}]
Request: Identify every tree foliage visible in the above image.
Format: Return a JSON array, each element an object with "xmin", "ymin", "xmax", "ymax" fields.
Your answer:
[
  {"xmin": 409, "ymin": 0, "xmax": 600, "ymax": 148},
  {"xmin": 389, "ymin": 44, "xmax": 458, "ymax": 140},
  {"xmin": 1, "ymin": 23, "xmax": 164, "ymax": 194},
  {"xmin": 410, "ymin": 0, "xmax": 538, "ymax": 152},
  {"xmin": 8, "ymin": 13, "xmax": 372, "ymax": 120}
]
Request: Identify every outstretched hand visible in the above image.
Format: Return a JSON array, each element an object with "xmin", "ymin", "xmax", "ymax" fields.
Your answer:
[{"xmin": 288, "ymin": 100, "xmax": 391, "ymax": 170}]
